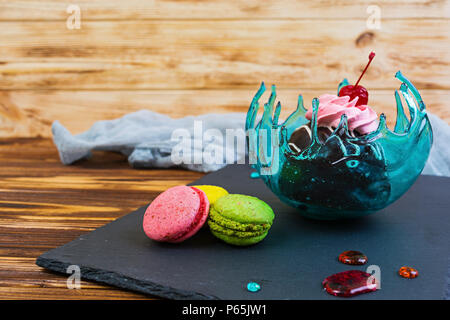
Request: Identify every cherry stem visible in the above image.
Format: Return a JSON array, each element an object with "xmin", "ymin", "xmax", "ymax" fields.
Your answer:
[{"xmin": 354, "ymin": 52, "xmax": 375, "ymax": 87}]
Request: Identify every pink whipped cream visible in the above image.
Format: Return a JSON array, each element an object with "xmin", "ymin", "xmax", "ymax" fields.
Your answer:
[{"xmin": 305, "ymin": 94, "xmax": 378, "ymax": 135}]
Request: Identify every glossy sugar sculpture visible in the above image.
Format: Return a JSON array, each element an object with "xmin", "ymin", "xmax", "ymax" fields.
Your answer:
[{"xmin": 246, "ymin": 72, "xmax": 433, "ymax": 219}]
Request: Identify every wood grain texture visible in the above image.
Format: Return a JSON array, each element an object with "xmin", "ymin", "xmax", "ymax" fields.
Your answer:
[
  {"xmin": 0, "ymin": 0, "xmax": 449, "ymax": 20},
  {"xmin": 0, "ymin": 89, "xmax": 448, "ymax": 138},
  {"xmin": 0, "ymin": 138, "xmax": 203, "ymax": 299},
  {"xmin": 0, "ymin": 20, "xmax": 448, "ymax": 90}
]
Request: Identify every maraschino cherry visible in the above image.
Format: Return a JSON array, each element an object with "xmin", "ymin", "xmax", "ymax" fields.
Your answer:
[{"xmin": 338, "ymin": 52, "xmax": 375, "ymax": 108}]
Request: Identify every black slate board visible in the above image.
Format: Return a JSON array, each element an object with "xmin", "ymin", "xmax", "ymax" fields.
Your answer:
[{"xmin": 36, "ymin": 165, "xmax": 450, "ymax": 299}]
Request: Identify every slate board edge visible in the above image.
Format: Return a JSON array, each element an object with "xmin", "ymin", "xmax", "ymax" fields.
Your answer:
[
  {"xmin": 34, "ymin": 201, "xmax": 220, "ymax": 300},
  {"xmin": 446, "ymin": 256, "xmax": 450, "ymax": 300},
  {"xmin": 35, "ymin": 256, "xmax": 219, "ymax": 300}
]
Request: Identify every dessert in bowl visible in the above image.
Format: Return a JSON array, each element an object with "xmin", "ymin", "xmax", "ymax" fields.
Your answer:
[{"xmin": 246, "ymin": 54, "xmax": 433, "ymax": 219}]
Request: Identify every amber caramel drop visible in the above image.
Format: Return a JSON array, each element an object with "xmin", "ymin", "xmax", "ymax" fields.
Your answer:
[{"xmin": 398, "ymin": 266, "xmax": 419, "ymax": 279}]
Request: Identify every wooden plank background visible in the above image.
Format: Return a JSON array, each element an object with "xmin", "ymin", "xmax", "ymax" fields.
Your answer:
[
  {"xmin": 0, "ymin": 0, "xmax": 449, "ymax": 299},
  {"xmin": 0, "ymin": 1, "xmax": 449, "ymax": 138},
  {"xmin": 0, "ymin": 138, "xmax": 200, "ymax": 299}
]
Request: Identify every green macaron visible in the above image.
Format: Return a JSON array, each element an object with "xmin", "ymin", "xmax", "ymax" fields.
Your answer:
[{"xmin": 207, "ymin": 194, "xmax": 275, "ymax": 246}]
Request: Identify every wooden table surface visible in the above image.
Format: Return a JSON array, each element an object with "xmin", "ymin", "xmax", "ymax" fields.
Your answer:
[
  {"xmin": 0, "ymin": 0, "xmax": 448, "ymax": 299},
  {"xmin": 0, "ymin": 138, "xmax": 204, "ymax": 299}
]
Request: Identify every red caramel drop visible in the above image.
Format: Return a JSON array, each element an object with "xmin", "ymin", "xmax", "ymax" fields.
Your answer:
[
  {"xmin": 338, "ymin": 250, "xmax": 368, "ymax": 265},
  {"xmin": 323, "ymin": 270, "xmax": 377, "ymax": 297}
]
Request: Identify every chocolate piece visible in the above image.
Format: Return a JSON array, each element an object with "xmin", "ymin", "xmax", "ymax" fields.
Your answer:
[
  {"xmin": 317, "ymin": 126, "xmax": 333, "ymax": 143},
  {"xmin": 289, "ymin": 125, "xmax": 311, "ymax": 153},
  {"xmin": 288, "ymin": 124, "xmax": 334, "ymax": 153}
]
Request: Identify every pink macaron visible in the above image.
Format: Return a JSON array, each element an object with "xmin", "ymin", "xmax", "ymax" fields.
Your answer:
[{"xmin": 143, "ymin": 186, "xmax": 209, "ymax": 243}]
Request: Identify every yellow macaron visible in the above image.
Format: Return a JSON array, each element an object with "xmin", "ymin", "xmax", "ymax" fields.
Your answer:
[{"xmin": 194, "ymin": 185, "xmax": 229, "ymax": 205}]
